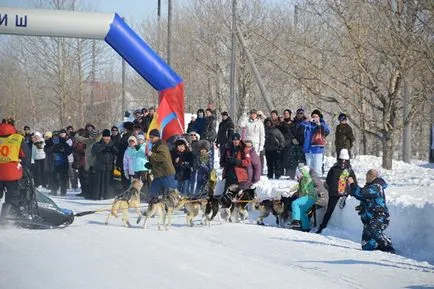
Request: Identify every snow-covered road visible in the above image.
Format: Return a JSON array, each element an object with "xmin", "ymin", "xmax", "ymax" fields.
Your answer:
[{"xmin": 1, "ymin": 196, "xmax": 433, "ymax": 289}]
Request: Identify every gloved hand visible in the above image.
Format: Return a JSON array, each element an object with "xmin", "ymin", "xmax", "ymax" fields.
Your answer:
[
  {"xmin": 292, "ymin": 139, "xmax": 299, "ymax": 145},
  {"xmin": 145, "ymin": 162, "xmax": 152, "ymax": 170},
  {"xmin": 124, "ymin": 171, "xmax": 129, "ymax": 179},
  {"xmin": 135, "ymin": 145, "xmax": 141, "ymax": 151}
]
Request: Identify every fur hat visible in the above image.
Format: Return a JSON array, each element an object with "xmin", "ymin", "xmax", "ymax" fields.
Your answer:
[
  {"xmin": 174, "ymin": 138, "xmax": 188, "ymax": 147},
  {"xmin": 198, "ymin": 139, "xmax": 211, "ymax": 151},
  {"xmin": 149, "ymin": 129, "xmax": 160, "ymax": 138},
  {"xmin": 59, "ymin": 129, "xmax": 67, "ymax": 134},
  {"xmin": 34, "ymin": 132, "xmax": 42, "ymax": 138},
  {"xmin": 339, "ymin": 149, "xmax": 350, "ymax": 160},
  {"xmin": 128, "ymin": 136, "xmax": 137, "ymax": 143},
  {"xmin": 189, "ymin": 131, "xmax": 200, "ymax": 140},
  {"xmin": 44, "ymin": 131, "xmax": 52, "ymax": 138}
]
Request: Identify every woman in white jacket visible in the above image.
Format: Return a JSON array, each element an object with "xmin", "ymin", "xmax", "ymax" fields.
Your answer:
[
  {"xmin": 31, "ymin": 132, "xmax": 46, "ymax": 188},
  {"xmin": 238, "ymin": 109, "xmax": 265, "ymax": 160}
]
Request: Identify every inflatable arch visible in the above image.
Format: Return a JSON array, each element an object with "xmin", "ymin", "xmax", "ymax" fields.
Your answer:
[{"xmin": 0, "ymin": 7, "xmax": 184, "ymax": 138}]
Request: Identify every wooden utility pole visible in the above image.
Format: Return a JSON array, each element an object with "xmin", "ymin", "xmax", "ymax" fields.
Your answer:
[
  {"xmin": 229, "ymin": 0, "xmax": 237, "ymax": 121},
  {"xmin": 236, "ymin": 28, "xmax": 273, "ymax": 113},
  {"xmin": 167, "ymin": 0, "xmax": 172, "ymax": 66}
]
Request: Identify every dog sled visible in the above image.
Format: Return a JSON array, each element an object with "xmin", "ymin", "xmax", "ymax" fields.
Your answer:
[{"xmin": 0, "ymin": 169, "xmax": 74, "ymax": 229}]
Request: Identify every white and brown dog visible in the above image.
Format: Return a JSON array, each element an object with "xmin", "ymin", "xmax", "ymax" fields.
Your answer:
[
  {"xmin": 105, "ymin": 178, "xmax": 143, "ymax": 227},
  {"xmin": 137, "ymin": 189, "xmax": 181, "ymax": 231},
  {"xmin": 177, "ymin": 197, "xmax": 209, "ymax": 227}
]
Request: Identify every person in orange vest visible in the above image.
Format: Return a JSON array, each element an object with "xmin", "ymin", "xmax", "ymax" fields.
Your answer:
[{"xmin": 0, "ymin": 118, "xmax": 31, "ymax": 218}]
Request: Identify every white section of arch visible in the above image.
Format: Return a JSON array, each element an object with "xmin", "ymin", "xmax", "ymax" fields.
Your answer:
[{"xmin": 0, "ymin": 7, "xmax": 113, "ymax": 39}]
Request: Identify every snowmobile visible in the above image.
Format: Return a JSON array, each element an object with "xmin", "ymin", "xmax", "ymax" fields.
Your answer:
[{"xmin": 0, "ymin": 168, "xmax": 74, "ymax": 229}]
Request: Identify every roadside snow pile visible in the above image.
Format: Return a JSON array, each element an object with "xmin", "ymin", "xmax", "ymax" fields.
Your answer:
[{"xmin": 253, "ymin": 155, "xmax": 434, "ymax": 263}]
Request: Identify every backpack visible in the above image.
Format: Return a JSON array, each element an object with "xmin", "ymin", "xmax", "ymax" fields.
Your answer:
[{"xmin": 312, "ymin": 127, "xmax": 326, "ymax": 146}]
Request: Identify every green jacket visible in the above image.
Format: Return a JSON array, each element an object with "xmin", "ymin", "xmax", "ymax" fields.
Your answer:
[
  {"xmin": 298, "ymin": 170, "xmax": 317, "ymax": 200},
  {"xmin": 150, "ymin": 140, "xmax": 175, "ymax": 178}
]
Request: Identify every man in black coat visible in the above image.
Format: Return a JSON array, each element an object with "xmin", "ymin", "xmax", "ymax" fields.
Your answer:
[
  {"xmin": 278, "ymin": 109, "xmax": 294, "ymax": 178},
  {"xmin": 202, "ymin": 108, "xmax": 217, "ymax": 168},
  {"xmin": 45, "ymin": 133, "xmax": 73, "ymax": 196},
  {"xmin": 317, "ymin": 149, "xmax": 357, "ymax": 233},
  {"xmin": 264, "ymin": 118, "xmax": 285, "ymax": 179},
  {"xmin": 288, "ymin": 109, "xmax": 307, "ymax": 179},
  {"xmin": 335, "ymin": 113, "xmax": 355, "ymax": 160},
  {"xmin": 216, "ymin": 111, "xmax": 234, "ymax": 159},
  {"xmin": 92, "ymin": 129, "xmax": 119, "ymax": 200}
]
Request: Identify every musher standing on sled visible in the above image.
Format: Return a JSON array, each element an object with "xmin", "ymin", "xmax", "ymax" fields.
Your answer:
[{"xmin": 0, "ymin": 118, "xmax": 31, "ymax": 218}]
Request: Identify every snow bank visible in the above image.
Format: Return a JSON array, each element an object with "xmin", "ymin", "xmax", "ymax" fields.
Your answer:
[{"xmin": 253, "ymin": 156, "xmax": 434, "ymax": 264}]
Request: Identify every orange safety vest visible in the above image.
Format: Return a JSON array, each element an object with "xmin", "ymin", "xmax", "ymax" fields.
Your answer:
[
  {"xmin": 0, "ymin": 134, "xmax": 24, "ymax": 181},
  {"xmin": 0, "ymin": 134, "xmax": 23, "ymax": 163}
]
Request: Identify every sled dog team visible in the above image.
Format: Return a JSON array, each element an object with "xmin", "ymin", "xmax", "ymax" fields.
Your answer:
[{"xmin": 105, "ymin": 177, "xmax": 304, "ymax": 231}]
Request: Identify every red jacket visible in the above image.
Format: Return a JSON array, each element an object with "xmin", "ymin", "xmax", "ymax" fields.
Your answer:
[{"xmin": 0, "ymin": 123, "xmax": 26, "ymax": 181}]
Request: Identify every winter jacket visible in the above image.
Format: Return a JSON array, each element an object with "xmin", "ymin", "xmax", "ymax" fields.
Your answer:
[
  {"xmin": 133, "ymin": 143, "xmax": 149, "ymax": 173},
  {"xmin": 290, "ymin": 118, "xmax": 306, "ymax": 146},
  {"xmin": 239, "ymin": 116, "xmax": 265, "ymax": 154},
  {"xmin": 186, "ymin": 120, "xmax": 196, "ymax": 133},
  {"xmin": 349, "ymin": 177, "xmax": 389, "ymax": 225},
  {"xmin": 149, "ymin": 139, "xmax": 176, "ymax": 178},
  {"xmin": 279, "ymin": 120, "xmax": 294, "ymax": 147},
  {"xmin": 0, "ymin": 123, "xmax": 30, "ymax": 181},
  {"xmin": 245, "ymin": 146, "xmax": 261, "ymax": 184},
  {"xmin": 91, "ymin": 140, "xmax": 119, "ymax": 171},
  {"xmin": 143, "ymin": 114, "xmax": 153, "ymax": 133},
  {"xmin": 31, "ymin": 139, "xmax": 45, "ymax": 163},
  {"xmin": 66, "ymin": 138, "xmax": 74, "ymax": 163},
  {"xmin": 302, "ymin": 120, "xmax": 330, "ymax": 154},
  {"xmin": 111, "ymin": 134, "xmax": 121, "ymax": 148},
  {"xmin": 325, "ymin": 161, "xmax": 357, "ymax": 197},
  {"xmin": 115, "ymin": 131, "xmax": 132, "ymax": 169},
  {"xmin": 264, "ymin": 121, "xmax": 286, "ymax": 152},
  {"xmin": 220, "ymin": 143, "xmax": 251, "ymax": 183},
  {"xmin": 335, "ymin": 123, "xmax": 355, "ymax": 151},
  {"xmin": 74, "ymin": 133, "xmax": 101, "ymax": 171},
  {"xmin": 202, "ymin": 115, "xmax": 217, "ymax": 142},
  {"xmin": 297, "ymin": 169, "xmax": 317, "ymax": 200},
  {"xmin": 72, "ymin": 139, "xmax": 86, "ymax": 169},
  {"xmin": 123, "ymin": 147, "xmax": 136, "ymax": 176},
  {"xmin": 191, "ymin": 152, "xmax": 212, "ymax": 191},
  {"xmin": 216, "ymin": 117, "xmax": 235, "ymax": 146},
  {"xmin": 46, "ymin": 137, "xmax": 73, "ymax": 169},
  {"xmin": 171, "ymin": 149, "xmax": 194, "ymax": 181},
  {"xmin": 192, "ymin": 117, "xmax": 205, "ymax": 136}
]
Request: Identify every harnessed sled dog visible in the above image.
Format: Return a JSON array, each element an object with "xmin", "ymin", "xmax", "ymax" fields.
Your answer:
[
  {"xmin": 216, "ymin": 184, "xmax": 256, "ymax": 222},
  {"xmin": 137, "ymin": 189, "xmax": 181, "ymax": 231},
  {"xmin": 105, "ymin": 178, "xmax": 143, "ymax": 227}
]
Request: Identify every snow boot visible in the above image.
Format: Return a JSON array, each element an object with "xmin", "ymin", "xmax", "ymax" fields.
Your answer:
[
  {"xmin": 289, "ymin": 220, "xmax": 301, "ymax": 231},
  {"xmin": 316, "ymin": 226, "xmax": 325, "ymax": 234}
]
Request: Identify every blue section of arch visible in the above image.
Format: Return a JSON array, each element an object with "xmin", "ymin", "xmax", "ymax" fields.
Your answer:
[{"xmin": 104, "ymin": 13, "xmax": 182, "ymax": 91}]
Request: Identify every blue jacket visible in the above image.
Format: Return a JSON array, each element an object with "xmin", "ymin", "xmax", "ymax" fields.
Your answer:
[
  {"xmin": 192, "ymin": 117, "xmax": 205, "ymax": 136},
  {"xmin": 350, "ymin": 178, "xmax": 389, "ymax": 224},
  {"xmin": 133, "ymin": 144, "xmax": 149, "ymax": 173},
  {"xmin": 302, "ymin": 120, "xmax": 330, "ymax": 154}
]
